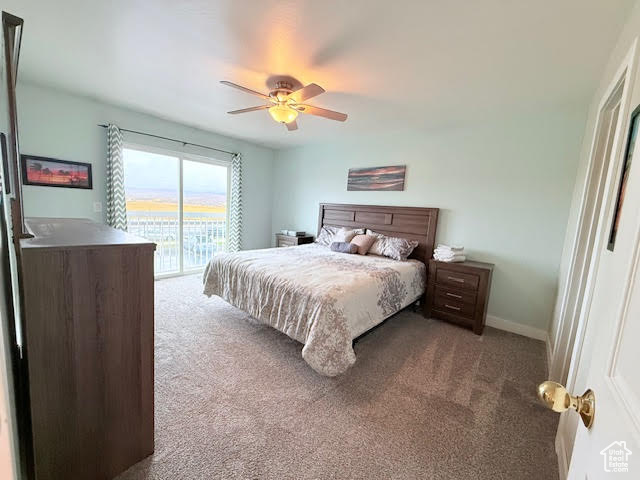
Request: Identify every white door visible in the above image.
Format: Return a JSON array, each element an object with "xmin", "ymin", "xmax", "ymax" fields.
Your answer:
[{"xmin": 566, "ymin": 99, "xmax": 640, "ymax": 476}]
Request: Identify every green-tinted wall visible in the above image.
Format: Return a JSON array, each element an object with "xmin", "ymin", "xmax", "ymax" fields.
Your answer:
[{"xmin": 17, "ymin": 82, "xmax": 275, "ymax": 250}]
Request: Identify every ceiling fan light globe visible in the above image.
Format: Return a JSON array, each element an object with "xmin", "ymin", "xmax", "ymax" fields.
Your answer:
[{"xmin": 269, "ymin": 105, "xmax": 298, "ymax": 124}]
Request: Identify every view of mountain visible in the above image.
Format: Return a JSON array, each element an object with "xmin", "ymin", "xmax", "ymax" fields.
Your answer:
[{"xmin": 126, "ymin": 188, "xmax": 226, "ymax": 214}]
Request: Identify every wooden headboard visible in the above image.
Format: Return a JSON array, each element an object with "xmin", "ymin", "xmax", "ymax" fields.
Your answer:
[{"xmin": 317, "ymin": 203, "xmax": 439, "ymax": 263}]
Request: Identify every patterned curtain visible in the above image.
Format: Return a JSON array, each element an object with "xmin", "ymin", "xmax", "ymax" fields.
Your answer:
[
  {"xmin": 228, "ymin": 153, "xmax": 243, "ymax": 252},
  {"xmin": 106, "ymin": 124, "xmax": 128, "ymax": 231}
]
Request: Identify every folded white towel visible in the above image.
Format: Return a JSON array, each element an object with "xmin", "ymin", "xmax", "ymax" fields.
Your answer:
[
  {"xmin": 434, "ymin": 252, "xmax": 457, "ymax": 258},
  {"xmin": 434, "ymin": 250, "xmax": 463, "ymax": 256},
  {"xmin": 434, "ymin": 253, "xmax": 466, "ymax": 263},
  {"xmin": 434, "ymin": 247, "xmax": 464, "ymax": 254},
  {"xmin": 434, "ymin": 244, "xmax": 466, "ymax": 263},
  {"xmin": 435, "ymin": 244, "xmax": 464, "ymax": 253}
]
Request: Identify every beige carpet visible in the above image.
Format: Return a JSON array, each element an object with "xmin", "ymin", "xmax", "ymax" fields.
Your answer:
[{"xmin": 116, "ymin": 274, "xmax": 558, "ymax": 480}]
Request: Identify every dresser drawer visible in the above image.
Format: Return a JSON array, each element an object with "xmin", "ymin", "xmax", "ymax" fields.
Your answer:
[
  {"xmin": 436, "ymin": 268, "xmax": 479, "ymax": 290},
  {"xmin": 435, "ymin": 285, "xmax": 476, "ymax": 305},
  {"xmin": 433, "ymin": 294, "xmax": 476, "ymax": 318}
]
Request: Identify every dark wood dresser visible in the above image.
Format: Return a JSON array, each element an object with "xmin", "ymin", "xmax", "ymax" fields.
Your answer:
[
  {"xmin": 424, "ymin": 259, "xmax": 494, "ymax": 335},
  {"xmin": 19, "ymin": 218, "xmax": 155, "ymax": 480},
  {"xmin": 275, "ymin": 233, "xmax": 314, "ymax": 247}
]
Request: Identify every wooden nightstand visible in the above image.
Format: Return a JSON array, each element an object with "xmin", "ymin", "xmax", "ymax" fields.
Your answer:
[
  {"xmin": 424, "ymin": 259, "xmax": 494, "ymax": 335},
  {"xmin": 275, "ymin": 233, "xmax": 314, "ymax": 247}
]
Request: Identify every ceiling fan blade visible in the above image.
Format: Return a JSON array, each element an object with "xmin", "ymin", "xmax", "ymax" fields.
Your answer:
[
  {"xmin": 289, "ymin": 83, "xmax": 325, "ymax": 103},
  {"xmin": 220, "ymin": 81, "xmax": 271, "ymax": 100},
  {"xmin": 296, "ymin": 104, "xmax": 347, "ymax": 122},
  {"xmin": 227, "ymin": 105, "xmax": 270, "ymax": 114},
  {"xmin": 285, "ymin": 120, "xmax": 298, "ymax": 131}
]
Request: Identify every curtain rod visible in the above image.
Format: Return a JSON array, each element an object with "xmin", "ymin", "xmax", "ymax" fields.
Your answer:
[{"xmin": 97, "ymin": 124, "xmax": 237, "ymax": 156}]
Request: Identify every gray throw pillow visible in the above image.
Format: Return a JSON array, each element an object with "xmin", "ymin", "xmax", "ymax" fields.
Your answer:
[{"xmin": 330, "ymin": 241, "xmax": 358, "ymax": 254}]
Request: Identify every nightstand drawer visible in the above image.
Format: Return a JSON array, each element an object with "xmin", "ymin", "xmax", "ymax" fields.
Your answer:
[
  {"xmin": 275, "ymin": 234, "xmax": 314, "ymax": 247},
  {"xmin": 430, "ymin": 309, "xmax": 474, "ymax": 329},
  {"xmin": 436, "ymin": 268, "xmax": 479, "ymax": 290},
  {"xmin": 433, "ymin": 295, "xmax": 476, "ymax": 318},
  {"xmin": 435, "ymin": 285, "xmax": 476, "ymax": 305},
  {"xmin": 277, "ymin": 238, "xmax": 296, "ymax": 247}
]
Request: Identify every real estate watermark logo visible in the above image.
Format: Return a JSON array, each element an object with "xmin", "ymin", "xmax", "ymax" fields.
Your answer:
[{"xmin": 600, "ymin": 441, "xmax": 632, "ymax": 473}]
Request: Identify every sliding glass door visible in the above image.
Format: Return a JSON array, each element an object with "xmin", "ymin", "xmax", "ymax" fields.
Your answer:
[
  {"xmin": 182, "ymin": 159, "xmax": 228, "ymax": 270},
  {"xmin": 123, "ymin": 148, "xmax": 180, "ymax": 274},
  {"xmin": 123, "ymin": 145, "xmax": 229, "ymax": 276}
]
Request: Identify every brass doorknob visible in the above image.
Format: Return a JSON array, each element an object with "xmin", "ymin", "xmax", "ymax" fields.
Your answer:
[{"xmin": 537, "ymin": 381, "xmax": 595, "ymax": 429}]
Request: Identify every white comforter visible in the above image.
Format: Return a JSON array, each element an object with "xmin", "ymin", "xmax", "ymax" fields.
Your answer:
[{"xmin": 203, "ymin": 243, "xmax": 426, "ymax": 376}]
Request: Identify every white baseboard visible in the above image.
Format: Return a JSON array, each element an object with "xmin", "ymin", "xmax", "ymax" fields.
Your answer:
[{"xmin": 486, "ymin": 314, "xmax": 548, "ymax": 341}]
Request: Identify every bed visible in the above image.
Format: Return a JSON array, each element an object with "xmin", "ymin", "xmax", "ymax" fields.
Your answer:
[{"xmin": 203, "ymin": 203, "xmax": 439, "ymax": 376}]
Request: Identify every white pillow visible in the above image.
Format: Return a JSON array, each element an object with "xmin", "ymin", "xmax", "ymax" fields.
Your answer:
[
  {"xmin": 315, "ymin": 226, "xmax": 339, "ymax": 246},
  {"xmin": 333, "ymin": 227, "xmax": 363, "ymax": 243}
]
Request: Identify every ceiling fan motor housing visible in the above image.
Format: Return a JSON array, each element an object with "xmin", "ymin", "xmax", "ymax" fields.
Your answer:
[{"xmin": 271, "ymin": 81, "xmax": 294, "ymax": 102}]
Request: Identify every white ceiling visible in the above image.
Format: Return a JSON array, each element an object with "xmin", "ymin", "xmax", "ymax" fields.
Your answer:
[{"xmin": 5, "ymin": 0, "xmax": 635, "ymax": 148}]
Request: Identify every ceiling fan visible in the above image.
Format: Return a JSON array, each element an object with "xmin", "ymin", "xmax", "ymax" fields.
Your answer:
[{"xmin": 221, "ymin": 80, "xmax": 348, "ymax": 131}]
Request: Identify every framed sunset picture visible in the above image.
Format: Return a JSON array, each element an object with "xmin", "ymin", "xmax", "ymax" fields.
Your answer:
[
  {"xmin": 347, "ymin": 165, "xmax": 406, "ymax": 191},
  {"xmin": 21, "ymin": 155, "xmax": 92, "ymax": 189}
]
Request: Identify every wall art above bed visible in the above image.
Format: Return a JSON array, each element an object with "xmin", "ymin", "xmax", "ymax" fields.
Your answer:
[
  {"xmin": 347, "ymin": 165, "xmax": 406, "ymax": 191},
  {"xmin": 21, "ymin": 154, "xmax": 93, "ymax": 189}
]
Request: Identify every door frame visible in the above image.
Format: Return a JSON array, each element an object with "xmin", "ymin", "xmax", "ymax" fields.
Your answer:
[
  {"xmin": 565, "ymin": 39, "xmax": 639, "ymax": 392},
  {"xmin": 551, "ymin": 38, "xmax": 639, "ymax": 478},
  {"xmin": 122, "ymin": 142, "xmax": 231, "ymax": 279}
]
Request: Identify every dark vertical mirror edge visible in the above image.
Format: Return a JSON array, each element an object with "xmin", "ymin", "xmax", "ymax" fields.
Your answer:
[
  {"xmin": 1, "ymin": 10, "xmax": 35, "ymax": 480},
  {"xmin": 2, "ymin": 12, "xmax": 31, "ymax": 241}
]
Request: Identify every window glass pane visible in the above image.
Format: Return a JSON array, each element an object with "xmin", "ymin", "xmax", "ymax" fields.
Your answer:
[
  {"xmin": 182, "ymin": 159, "xmax": 228, "ymax": 270},
  {"xmin": 123, "ymin": 148, "xmax": 180, "ymax": 275}
]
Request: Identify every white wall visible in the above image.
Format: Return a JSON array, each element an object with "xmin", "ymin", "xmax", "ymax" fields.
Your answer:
[
  {"xmin": 17, "ymin": 83, "xmax": 275, "ymax": 250},
  {"xmin": 272, "ymin": 106, "xmax": 587, "ymax": 332},
  {"xmin": 16, "ymin": 82, "xmax": 589, "ymax": 333}
]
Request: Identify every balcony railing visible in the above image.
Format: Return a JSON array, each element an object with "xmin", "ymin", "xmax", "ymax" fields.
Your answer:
[{"xmin": 127, "ymin": 213, "xmax": 226, "ymax": 274}]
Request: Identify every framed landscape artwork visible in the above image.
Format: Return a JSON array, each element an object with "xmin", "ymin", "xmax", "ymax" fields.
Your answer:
[
  {"xmin": 607, "ymin": 104, "xmax": 639, "ymax": 251},
  {"xmin": 347, "ymin": 165, "xmax": 406, "ymax": 191},
  {"xmin": 21, "ymin": 154, "xmax": 92, "ymax": 189}
]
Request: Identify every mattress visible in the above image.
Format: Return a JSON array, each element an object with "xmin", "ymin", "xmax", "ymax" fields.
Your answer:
[{"xmin": 202, "ymin": 243, "xmax": 426, "ymax": 376}]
